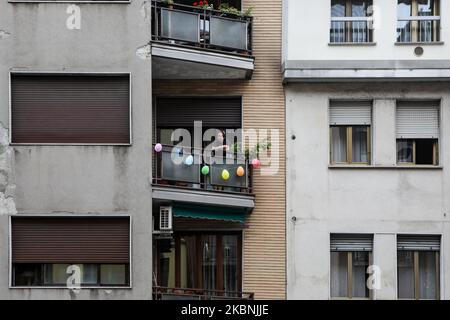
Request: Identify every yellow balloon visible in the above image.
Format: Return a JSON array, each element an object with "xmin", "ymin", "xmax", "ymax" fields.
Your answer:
[
  {"xmin": 236, "ymin": 166, "xmax": 245, "ymax": 177},
  {"xmin": 222, "ymin": 169, "xmax": 230, "ymax": 180}
]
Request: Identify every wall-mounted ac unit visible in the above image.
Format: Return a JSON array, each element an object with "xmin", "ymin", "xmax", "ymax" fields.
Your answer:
[{"xmin": 159, "ymin": 206, "xmax": 173, "ymax": 231}]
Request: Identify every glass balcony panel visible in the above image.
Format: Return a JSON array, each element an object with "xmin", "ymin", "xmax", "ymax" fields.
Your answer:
[
  {"xmin": 209, "ymin": 163, "xmax": 248, "ymax": 188},
  {"xmin": 160, "ymin": 148, "xmax": 201, "ymax": 184},
  {"xmin": 161, "ymin": 8, "xmax": 200, "ymax": 43},
  {"xmin": 210, "ymin": 16, "xmax": 248, "ymax": 50}
]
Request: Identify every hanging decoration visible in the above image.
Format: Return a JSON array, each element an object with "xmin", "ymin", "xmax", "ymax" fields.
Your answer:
[
  {"xmin": 221, "ymin": 169, "xmax": 230, "ymax": 180},
  {"xmin": 201, "ymin": 165, "xmax": 210, "ymax": 175},
  {"xmin": 251, "ymin": 158, "xmax": 261, "ymax": 169},
  {"xmin": 154, "ymin": 143, "xmax": 162, "ymax": 153},
  {"xmin": 236, "ymin": 166, "xmax": 245, "ymax": 177},
  {"xmin": 184, "ymin": 155, "xmax": 194, "ymax": 166}
]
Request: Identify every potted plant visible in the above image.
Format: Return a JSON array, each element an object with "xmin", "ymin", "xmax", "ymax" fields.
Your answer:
[
  {"xmin": 219, "ymin": 3, "xmax": 253, "ymax": 18},
  {"xmin": 192, "ymin": 1, "xmax": 214, "ymax": 10},
  {"xmin": 162, "ymin": 0, "xmax": 174, "ymax": 9}
]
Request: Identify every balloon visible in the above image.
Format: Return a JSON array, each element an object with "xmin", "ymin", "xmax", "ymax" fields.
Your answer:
[
  {"xmin": 154, "ymin": 143, "xmax": 162, "ymax": 153},
  {"xmin": 251, "ymin": 158, "xmax": 261, "ymax": 169},
  {"xmin": 201, "ymin": 165, "xmax": 210, "ymax": 175},
  {"xmin": 236, "ymin": 166, "xmax": 245, "ymax": 177},
  {"xmin": 221, "ymin": 169, "xmax": 230, "ymax": 180},
  {"xmin": 184, "ymin": 155, "xmax": 194, "ymax": 166}
]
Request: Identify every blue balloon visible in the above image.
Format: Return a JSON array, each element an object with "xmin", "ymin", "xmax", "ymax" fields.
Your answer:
[{"xmin": 184, "ymin": 155, "xmax": 194, "ymax": 166}]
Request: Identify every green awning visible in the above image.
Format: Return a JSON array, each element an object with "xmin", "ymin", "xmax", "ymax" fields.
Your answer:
[{"xmin": 173, "ymin": 204, "xmax": 246, "ymax": 223}]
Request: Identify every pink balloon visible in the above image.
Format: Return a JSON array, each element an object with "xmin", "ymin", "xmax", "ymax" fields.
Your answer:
[
  {"xmin": 154, "ymin": 143, "xmax": 162, "ymax": 153},
  {"xmin": 251, "ymin": 158, "xmax": 261, "ymax": 169}
]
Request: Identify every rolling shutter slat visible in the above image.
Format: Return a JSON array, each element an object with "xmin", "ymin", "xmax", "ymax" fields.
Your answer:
[
  {"xmin": 397, "ymin": 235, "xmax": 441, "ymax": 251},
  {"xmin": 11, "ymin": 217, "xmax": 130, "ymax": 263},
  {"xmin": 11, "ymin": 74, "xmax": 130, "ymax": 144},
  {"xmin": 156, "ymin": 97, "xmax": 242, "ymax": 128},
  {"xmin": 330, "ymin": 101, "xmax": 372, "ymax": 125},
  {"xmin": 330, "ymin": 234, "xmax": 373, "ymax": 251},
  {"xmin": 396, "ymin": 101, "xmax": 440, "ymax": 139}
]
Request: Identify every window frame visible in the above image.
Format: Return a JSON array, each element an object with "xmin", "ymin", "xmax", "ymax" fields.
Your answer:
[
  {"xmin": 396, "ymin": 138, "xmax": 439, "ymax": 166},
  {"xmin": 330, "ymin": 125, "xmax": 371, "ymax": 165},
  {"xmin": 9, "ymin": 71, "xmax": 132, "ymax": 146},
  {"xmin": 397, "ymin": 250, "xmax": 440, "ymax": 300},
  {"xmin": 330, "ymin": 0, "xmax": 374, "ymax": 44},
  {"xmin": 154, "ymin": 232, "xmax": 243, "ymax": 294},
  {"xmin": 12, "ymin": 263, "xmax": 130, "ymax": 287},
  {"xmin": 9, "ymin": 214, "xmax": 133, "ymax": 289},
  {"xmin": 330, "ymin": 251, "xmax": 373, "ymax": 300},
  {"xmin": 396, "ymin": 0, "xmax": 441, "ymax": 43}
]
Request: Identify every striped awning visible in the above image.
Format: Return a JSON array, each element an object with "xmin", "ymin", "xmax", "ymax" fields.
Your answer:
[{"xmin": 173, "ymin": 204, "xmax": 246, "ymax": 223}]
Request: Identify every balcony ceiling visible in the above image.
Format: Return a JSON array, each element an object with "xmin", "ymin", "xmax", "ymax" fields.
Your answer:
[
  {"xmin": 151, "ymin": 43, "xmax": 254, "ymax": 80},
  {"xmin": 152, "ymin": 185, "xmax": 255, "ymax": 211}
]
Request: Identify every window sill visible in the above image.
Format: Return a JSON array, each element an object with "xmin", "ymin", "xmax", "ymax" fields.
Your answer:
[
  {"xmin": 329, "ymin": 164, "xmax": 443, "ymax": 170},
  {"xmin": 395, "ymin": 41, "xmax": 444, "ymax": 46},
  {"xmin": 8, "ymin": 1, "xmax": 130, "ymax": 3},
  {"xmin": 328, "ymin": 42, "xmax": 376, "ymax": 46},
  {"xmin": 10, "ymin": 286, "xmax": 132, "ymax": 289}
]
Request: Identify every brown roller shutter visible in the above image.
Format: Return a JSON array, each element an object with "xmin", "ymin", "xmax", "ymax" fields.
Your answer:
[
  {"xmin": 11, "ymin": 74, "xmax": 130, "ymax": 144},
  {"xmin": 11, "ymin": 217, "xmax": 130, "ymax": 264},
  {"xmin": 156, "ymin": 97, "xmax": 242, "ymax": 128}
]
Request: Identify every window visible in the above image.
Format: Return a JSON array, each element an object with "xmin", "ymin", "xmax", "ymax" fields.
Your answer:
[
  {"xmin": 11, "ymin": 217, "xmax": 130, "ymax": 287},
  {"xmin": 11, "ymin": 74, "xmax": 130, "ymax": 144},
  {"xmin": 13, "ymin": 264, "xmax": 129, "ymax": 287},
  {"xmin": 397, "ymin": 0, "xmax": 440, "ymax": 43},
  {"xmin": 396, "ymin": 101, "xmax": 440, "ymax": 166},
  {"xmin": 155, "ymin": 233, "xmax": 242, "ymax": 296},
  {"xmin": 330, "ymin": 101, "xmax": 372, "ymax": 165},
  {"xmin": 330, "ymin": 0, "xmax": 373, "ymax": 43},
  {"xmin": 330, "ymin": 234, "xmax": 373, "ymax": 299},
  {"xmin": 397, "ymin": 235, "xmax": 440, "ymax": 299}
]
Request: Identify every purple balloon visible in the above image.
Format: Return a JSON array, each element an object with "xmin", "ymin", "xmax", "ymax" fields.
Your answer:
[{"xmin": 154, "ymin": 143, "xmax": 162, "ymax": 153}]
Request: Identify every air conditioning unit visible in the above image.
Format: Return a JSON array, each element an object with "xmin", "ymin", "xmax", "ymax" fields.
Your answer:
[{"xmin": 159, "ymin": 206, "xmax": 173, "ymax": 231}]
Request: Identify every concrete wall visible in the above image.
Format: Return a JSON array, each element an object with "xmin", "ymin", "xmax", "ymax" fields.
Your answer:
[
  {"xmin": 0, "ymin": 1, "xmax": 153, "ymax": 299},
  {"xmin": 286, "ymin": 83, "xmax": 450, "ymax": 299},
  {"xmin": 284, "ymin": 0, "xmax": 450, "ymax": 61}
]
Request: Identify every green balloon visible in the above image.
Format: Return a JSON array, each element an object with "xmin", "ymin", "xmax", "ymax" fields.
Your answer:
[{"xmin": 201, "ymin": 165, "xmax": 210, "ymax": 175}]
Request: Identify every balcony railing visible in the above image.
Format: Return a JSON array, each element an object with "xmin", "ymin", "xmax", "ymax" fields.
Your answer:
[
  {"xmin": 330, "ymin": 17, "xmax": 373, "ymax": 43},
  {"xmin": 397, "ymin": 16, "xmax": 440, "ymax": 43},
  {"xmin": 153, "ymin": 286, "xmax": 254, "ymax": 300},
  {"xmin": 151, "ymin": 0, "xmax": 253, "ymax": 55},
  {"xmin": 153, "ymin": 144, "xmax": 253, "ymax": 194}
]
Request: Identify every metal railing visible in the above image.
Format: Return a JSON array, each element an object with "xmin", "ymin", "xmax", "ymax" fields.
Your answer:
[
  {"xmin": 397, "ymin": 16, "xmax": 440, "ymax": 43},
  {"xmin": 330, "ymin": 17, "xmax": 373, "ymax": 43},
  {"xmin": 153, "ymin": 286, "xmax": 255, "ymax": 300},
  {"xmin": 151, "ymin": 0, "xmax": 253, "ymax": 55},
  {"xmin": 153, "ymin": 144, "xmax": 253, "ymax": 194}
]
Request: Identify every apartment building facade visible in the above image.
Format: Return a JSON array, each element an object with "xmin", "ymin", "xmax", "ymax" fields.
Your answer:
[
  {"xmin": 0, "ymin": 0, "xmax": 285, "ymax": 300},
  {"xmin": 284, "ymin": 0, "xmax": 450, "ymax": 299}
]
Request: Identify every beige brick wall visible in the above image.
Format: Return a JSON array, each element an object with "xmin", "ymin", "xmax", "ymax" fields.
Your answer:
[{"xmin": 153, "ymin": 0, "xmax": 285, "ymax": 299}]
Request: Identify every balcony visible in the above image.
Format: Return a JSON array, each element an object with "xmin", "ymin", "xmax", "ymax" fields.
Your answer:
[
  {"xmin": 330, "ymin": 17, "xmax": 373, "ymax": 44},
  {"xmin": 152, "ymin": 145, "xmax": 255, "ymax": 210},
  {"xmin": 397, "ymin": 16, "xmax": 441, "ymax": 44},
  {"xmin": 151, "ymin": 0, "xmax": 254, "ymax": 80},
  {"xmin": 153, "ymin": 286, "xmax": 254, "ymax": 300}
]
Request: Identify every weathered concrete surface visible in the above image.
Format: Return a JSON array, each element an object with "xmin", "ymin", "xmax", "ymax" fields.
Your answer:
[
  {"xmin": 286, "ymin": 83, "xmax": 450, "ymax": 300},
  {"xmin": 0, "ymin": 1, "xmax": 152, "ymax": 299}
]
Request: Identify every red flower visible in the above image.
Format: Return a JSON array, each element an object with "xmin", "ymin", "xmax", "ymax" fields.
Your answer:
[
  {"xmin": 199, "ymin": 1, "xmax": 204, "ymax": 5},
  {"xmin": 193, "ymin": 1, "xmax": 197, "ymax": 5}
]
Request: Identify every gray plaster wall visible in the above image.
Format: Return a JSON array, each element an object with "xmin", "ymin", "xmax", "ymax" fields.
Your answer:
[
  {"xmin": 286, "ymin": 83, "xmax": 450, "ymax": 300},
  {"xmin": 0, "ymin": 1, "xmax": 153, "ymax": 299}
]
